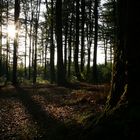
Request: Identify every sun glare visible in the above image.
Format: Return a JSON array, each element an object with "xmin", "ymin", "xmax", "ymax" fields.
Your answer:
[{"xmin": 7, "ymin": 25, "xmax": 16, "ymax": 39}]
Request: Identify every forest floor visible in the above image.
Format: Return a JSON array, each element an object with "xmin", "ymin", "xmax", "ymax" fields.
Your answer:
[{"xmin": 0, "ymin": 82, "xmax": 110, "ymax": 140}]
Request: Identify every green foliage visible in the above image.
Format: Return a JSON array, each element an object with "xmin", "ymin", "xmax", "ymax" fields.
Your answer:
[
  {"xmin": 70, "ymin": 75, "xmax": 79, "ymax": 83},
  {"xmin": 97, "ymin": 63, "xmax": 112, "ymax": 83},
  {"xmin": 68, "ymin": 63, "xmax": 112, "ymax": 83},
  {"xmin": 0, "ymin": 59, "xmax": 6, "ymax": 77}
]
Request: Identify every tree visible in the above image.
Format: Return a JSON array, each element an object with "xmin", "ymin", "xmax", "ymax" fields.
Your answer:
[
  {"xmin": 100, "ymin": 0, "xmax": 117, "ymax": 65},
  {"xmin": 74, "ymin": 0, "xmax": 81, "ymax": 81},
  {"xmin": 92, "ymin": 0, "xmax": 99, "ymax": 83},
  {"xmin": 5, "ymin": 0, "xmax": 10, "ymax": 83},
  {"xmin": 28, "ymin": 0, "xmax": 33, "ymax": 80},
  {"xmin": 67, "ymin": 14, "xmax": 73, "ymax": 80},
  {"xmin": 33, "ymin": 0, "xmax": 41, "ymax": 84},
  {"xmin": 80, "ymin": 0, "xmax": 85, "ymax": 73},
  {"xmin": 12, "ymin": 0, "xmax": 20, "ymax": 85},
  {"xmin": 0, "ymin": 0, "xmax": 3, "ymax": 76},
  {"xmin": 88, "ymin": 0, "xmax": 140, "ymax": 138},
  {"xmin": 50, "ymin": 0, "xmax": 55, "ymax": 83},
  {"xmin": 86, "ymin": 0, "xmax": 93, "ymax": 80},
  {"xmin": 22, "ymin": 0, "xmax": 29, "ymax": 79},
  {"xmin": 56, "ymin": 0, "xmax": 66, "ymax": 85},
  {"xmin": 107, "ymin": 0, "xmax": 140, "ymax": 109}
]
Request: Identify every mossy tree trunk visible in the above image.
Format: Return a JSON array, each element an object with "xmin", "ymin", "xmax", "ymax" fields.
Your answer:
[
  {"xmin": 88, "ymin": 1, "xmax": 140, "ymax": 138},
  {"xmin": 106, "ymin": 0, "xmax": 140, "ymax": 110},
  {"xmin": 106, "ymin": 0, "xmax": 126, "ymax": 109}
]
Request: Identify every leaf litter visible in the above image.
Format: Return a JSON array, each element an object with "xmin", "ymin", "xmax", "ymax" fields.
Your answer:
[{"xmin": 0, "ymin": 83, "xmax": 110, "ymax": 139}]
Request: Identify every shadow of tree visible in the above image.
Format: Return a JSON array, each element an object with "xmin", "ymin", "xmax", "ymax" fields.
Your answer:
[
  {"xmin": 16, "ymin": 87, "xmax": 67, "ymax": 140},
  {"xmin": 14, "ymin": 86, "xmax": 83, "ymax": 140}
]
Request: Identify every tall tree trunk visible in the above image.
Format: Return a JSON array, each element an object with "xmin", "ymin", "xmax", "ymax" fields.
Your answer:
[
  {"xmin": 67, "ymin": 16, "xmax": 72, "ymax": 80},
  {"xmin": 89, "ymin": 1, "xmax": 140, "ymax": 138},
  {"xmin": 92, "ymin": 0, "xmax": 99, "ymax": 83},
  {"xmin": 64, "ymin": 21, "xmax": 68, "ymax": 78},
  {"xmin": 50, "ymin": 0, "xmax": 55, "ymax": 83},
  {"xmin": 102, "ymin": 23, "xmax": 108, "ymax": 66},
  {"xmin": 24, "ymin": 1, "xmax": 28, "ymax": 79},
  {"xmin": 86, "ymin": 0, "xmax": 93, "ymax": 80},
  {"xmin": 81, "ymin": 0, "xmax": 85, "ymax": 73},
  {"xmin": 87, "ymin": 40, "xmax": 92, "ymax": 80},
  {"xmin": 28, "ymin": 0, "xmax": 33, "ymax": 80},
  {"xmin": 33, "ymin": 0, "xmax": 41, "ymax": 84},
  {"xmin": 12, "ymin": 0, "xmax": 20, "ymax": 85},
  {"xmin": 106, "ymin": 0, "xmax": 140, "ymax": 110},
  {"xmin": 74, "ymin": 0, "xmax": 81, "ymax": 81},
  {"xmin": 6, "ymin": 0, "xmax": 9, "ymax": 83},
  {"xmin": 56, "ymin": 0, "xmax": 66, "ymax": 85},
  {"xmin": 126, "ymin": 7, "xmax": 140, "ymax": 107},
  {"xmin": 44, "ymin": 0, "xmax": 48, "ymax": 80},
  {"xmin": 44, "ymin": 43, "xmax": 48, "ymax": 79},
  {"xmin": 106, "ymin": 0, "xmax": 126, "ymax": 109},
  {"xmin": 104, "ymin": 39, "xmax": 108, "ymax": 66},
  {"xmin": 0, "ymin": 0, "xmax": 3, "ymax": 76}
]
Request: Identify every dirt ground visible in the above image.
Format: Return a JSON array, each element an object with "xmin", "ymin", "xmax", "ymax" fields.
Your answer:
[{"xmin": 0, "ymin": 83, "xmax": 110, "ymax": 140}]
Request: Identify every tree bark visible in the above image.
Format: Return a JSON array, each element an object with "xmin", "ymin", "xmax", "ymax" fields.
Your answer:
[
  {"xmin": 87, "ymin": 1, "xmax": 140, "ymax": 138},
  {"xmin": 6, "ymin": 0, "xmax": 9, "ymax": 82},
  {"xmin": 50, "ymin": 0, "xmax": 55, "ymax": 83},
  {"xmin": 74, "ymin": 0, "xmax": 81, "ymax": 81},
  {"xmin": 33, "ymin": 0, "xmax": 41, "ymax": 84},
  {"xmin": 92, "ymin": 0, "xmax": 99, "ymax": 83},
  {"xmin": 28, "ymin": 0, "xmax": 33, "ymax": 80},
  {"xmin": 23, "ymin": 0, "xmax": 28, "ymax": 79},
  {"xmin": 12, "ymin": 0, "xmax": 20, "ymax": 85},
  {"xmin": 68, "ymin": 16, "xmax": 72, "ymax": 80},
  {"xmin": 80, "ymin": 0, "xmax": 85, "ymax": 73},
  {"xmin": 0, "ymin": 0, "xmax": 3, "ymax": 76},
  {"xmin": 56, "ymin": 0, "xmax": 66, "ymax": 85}
]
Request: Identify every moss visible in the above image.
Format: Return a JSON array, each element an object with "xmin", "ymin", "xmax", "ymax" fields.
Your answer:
[
  {"xmin": 119, "ymin": 84, "xmax": 128, "ymax": 103},
  {"xmin": 84, "ymin": 101, "xmax": 130, "ymax": 139}
]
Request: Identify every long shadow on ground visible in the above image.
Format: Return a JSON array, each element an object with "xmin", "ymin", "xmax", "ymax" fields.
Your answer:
[{"xmin": 0, "ymin": 85, "xmax": 84, "ymax": 140}]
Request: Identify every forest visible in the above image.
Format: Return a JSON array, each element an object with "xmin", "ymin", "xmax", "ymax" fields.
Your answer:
[{"xmin": 0, "ymin": 0, "xmax": 140, "ymax": 139}]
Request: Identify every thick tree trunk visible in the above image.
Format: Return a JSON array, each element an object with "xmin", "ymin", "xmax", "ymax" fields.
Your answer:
[
  {"xmin": 87, "ymin": 1, "xmax": 140, "ymax": 138},
  {"xmin": 106, "ymin": 0, "xmax": 127, "ymax": 109},
  {"xmin": 126, "ymin": 1, "xmax": 140, "ymax": 106}
]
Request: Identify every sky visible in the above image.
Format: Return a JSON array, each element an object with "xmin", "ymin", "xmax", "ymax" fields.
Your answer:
[{"xmin": 97, "ymin": 47, "xmax": 105, "ymax": 64}]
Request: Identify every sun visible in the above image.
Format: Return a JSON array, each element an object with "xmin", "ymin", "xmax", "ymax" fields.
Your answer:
[{"xmin": 7, "ymin": 25, "xmax": 16, "ymax": 39}]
